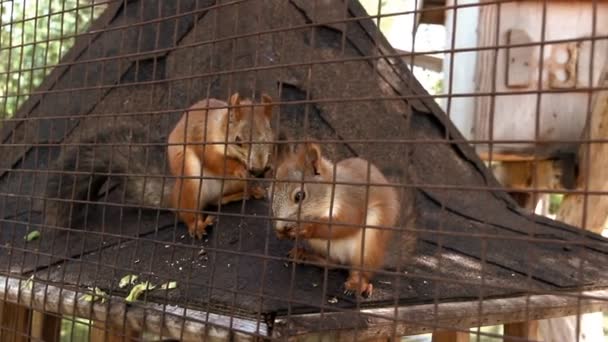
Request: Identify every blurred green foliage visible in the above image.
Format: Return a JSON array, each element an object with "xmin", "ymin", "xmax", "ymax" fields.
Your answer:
[
  {"xmin": 548, "ymin": 194, "xmax": 564, "ymax": 215},
  {"xmin": 0, "ymin": 0, "xmax": 105, "ymax": 118},
  {"xmin": 60, "ymin": 317, "xmax": 90, "ymax": 341}
]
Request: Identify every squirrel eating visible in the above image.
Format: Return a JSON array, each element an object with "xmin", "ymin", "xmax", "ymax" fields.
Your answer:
[{"xmin": 270, "ymin": 135, "xmax": 399, "ymax": 298}]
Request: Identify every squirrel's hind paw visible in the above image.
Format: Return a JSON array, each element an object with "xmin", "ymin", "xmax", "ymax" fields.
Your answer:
[
  {"xmin": 188, "ymin": 215, "xmax": 215, "ymax": 240},
  {"xmin": 344, "ymin": 277, "xmax": 373, "ymax": 299}
]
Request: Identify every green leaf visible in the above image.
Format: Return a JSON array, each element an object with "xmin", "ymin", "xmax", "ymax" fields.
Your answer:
[
  {"xmin": 118, "ymin": 274, "xmax": 139, "ymax": 289},
  {"xmin": 159, "ymin": 281, "xmax": 177, "ymax": 290},
  {"xmin": 24, "ymin": 230, "xmax": 40, "ymax": 242},
  {"xmin": 82, "ymin": 287, "xmax": 107, "ymax": 304},
  {"xmin": 125, "ymin": 282, "xmax": 155, "ymax": 303},
  {"xmin": 22, "ymin": 275, "xmax": 34, "ymax": 291}
]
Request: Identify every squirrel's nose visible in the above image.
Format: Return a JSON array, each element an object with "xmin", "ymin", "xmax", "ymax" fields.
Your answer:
[
  {"xmin": 273, "ymin": 219, "xmax": 290, "ymax": 232},
  {"xmin": 250, "ymin": 166, "xmax": 271, "ymax": 178}
]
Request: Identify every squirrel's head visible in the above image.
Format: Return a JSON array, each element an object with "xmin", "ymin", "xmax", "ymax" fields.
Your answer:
[
  {"xmin": 270, "ymin": 134, "xmax": 332, "ymax": 233},
  {"xmin": 225, "ymin": 93, "xmax": 274, "ymax": 177}
]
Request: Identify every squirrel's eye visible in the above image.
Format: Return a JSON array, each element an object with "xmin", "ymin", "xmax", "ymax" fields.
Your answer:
[
  {"xmin": 294, "ymin": 191, "xmax": 306, "ymax": 203},
  {"xmin": 235, "ymin": 136, "xmax": 243, "ymax": 147}
]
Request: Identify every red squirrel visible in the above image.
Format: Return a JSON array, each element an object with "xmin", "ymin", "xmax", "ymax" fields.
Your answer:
[
  {"xmin": 168, "ymin": 93, "xmax": 275, "ymax": 239},
  {"xmin": 270, "ymin": 136, "xmax": 399, "ymax": 297}
]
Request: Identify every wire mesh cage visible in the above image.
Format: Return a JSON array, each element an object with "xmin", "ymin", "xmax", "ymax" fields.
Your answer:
[{"xmin": 1, "ymin": 0, "xmax": 607, "ymax": 341}]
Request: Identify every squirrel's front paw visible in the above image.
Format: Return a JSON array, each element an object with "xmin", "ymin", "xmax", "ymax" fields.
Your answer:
[
  {"xmin": 248, "ymin": 185, "xmax": 266, "ymax": 200},
  {"xmin": 287, "ymin": 224, "xmax": 313, "ymax": 239},
  {"xmin": 287, "ymin": 247, "xmax": 307, "ymax": 262},
  {"xmin": 275, "ymin": 227, "xmax": 292, "ymax": 240},
  {"xmin": 234, "ymin": 164, "xmax": 249, "ymax": 179}
]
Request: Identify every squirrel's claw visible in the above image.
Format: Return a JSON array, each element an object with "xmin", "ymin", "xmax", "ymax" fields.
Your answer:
[
  {"xmin": 188, "ymin": 215, "xmax": 215, "ymax": 240},
  {"xmin": 361, "ymin": 283, "xmax": 373, "ymax": 299},
  {"xmin": 287, "ymin": 247, "xmax": 306, "ymax": 262},
  {"xmin": 344, "ymin": 277, "xmax": 373, "ymax": 299}
]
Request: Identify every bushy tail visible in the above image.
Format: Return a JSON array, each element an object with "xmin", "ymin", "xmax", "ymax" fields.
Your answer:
[{"xmin": 42, "ymin": 123, "xmax": 171, "ymax": 228}]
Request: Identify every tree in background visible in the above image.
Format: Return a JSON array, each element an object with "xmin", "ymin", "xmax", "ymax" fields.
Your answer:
[{"xmin": 0, "ymin": 0, "xmax": 105, "ymax": 119}]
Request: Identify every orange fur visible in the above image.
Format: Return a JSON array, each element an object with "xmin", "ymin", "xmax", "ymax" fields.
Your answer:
[
  {"xmin": 168, "ymin": 93, "xmax": 274, "ymax": 239},
  {"xmin": 272, "ymin": 141, "xmax": 399, "ymax": 297},
  {"xmin": 288, "ymin": 205, "xmax": 394, "ymax": 296}
]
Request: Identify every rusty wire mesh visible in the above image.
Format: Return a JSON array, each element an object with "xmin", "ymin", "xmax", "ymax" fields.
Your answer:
[{"xmin": 0, "ymin": 0, "xmax": 607, "ymax": 341}]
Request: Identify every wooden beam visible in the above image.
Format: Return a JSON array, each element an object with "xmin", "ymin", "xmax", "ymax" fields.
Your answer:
[
  {"xmin": 477, "ymin": 151, "xmax": 537, "ymax": 162},
  {"xmin": 490, "ymin": 160, "xmax": 565, "ymax": 191},
  {"xmin": 432, "ymin": 330, "xmax": 469, "ymax": 342},
  {"xmin": 0, "ymin": 301, "xmax": 31, "ymax": 342},
  {"xmin": 0, "ymin": 275, "xmax": 268, "ymax": 341},
  {"xmin": 31, "ymin": 310, "xmax": 61, "ymax": 342},
  {"xmin": 418, "ymin": 0, "xmax": 446, "ymax": 26},
  {"xmin": 541, "ymin": 65, "xmax": 608, "ymax": 342},
  {"xmin": 90, "ymin": 320, "xmax": 140, "ymax": 342},
  {"xmin": 395, "ymin": 49, "xmax": 443, "ymax": 72},
  {"xmin": 504, "ymin": 321, "xmax": 539, "ymax": 341},
  {"xmin": 273, "ymin": 288, "xmax": 608, "ymax": 339}
]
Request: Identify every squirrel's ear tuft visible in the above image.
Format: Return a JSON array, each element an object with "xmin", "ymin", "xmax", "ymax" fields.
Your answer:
[
  {"xmin": 261, "ymin": 94, "xmax": 273, "ymax": 120},
  {"xmin": 276, "ymin": 131, "xmax": 293, "ymax": 162},
  {"xmin": 228, "ymin": 92, "xmax": 243, "ymax": 121},
  {"xmin": 302, "ymin": 143, "xmax": 322, "ymax": 176},
  {"xmin": 229, "ymin": 92, "xmax": 241, "ymax": 106}
]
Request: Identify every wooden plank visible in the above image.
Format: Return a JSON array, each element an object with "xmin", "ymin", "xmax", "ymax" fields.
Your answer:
[
  {"xmin": 0, "ymin": 301, "xmax": 31, "ymax": 342},
  {"xmin": 506, "ymin": 29, "xmax": 533, "ymax": 88},
  {"xmin": 30, "ymin": 310, "xmax": 61, "ymax": 342},
  {"xmin": 395, "ymin": 49, "xmax": 443, "ymax": 72},
  {"xmin": 90, "ymin": 320, "xmax": 140, "ymax": 342},
  {"xmin": 0, "ymin": 275, "xmax": 268, "ymax": 341},
  {"xmin": 473, "ymin": 0, "xmax": 498, "ymax": 147},
  {"xmin": 432, "ymin": 331, "xmax": 469, "ymax": 342},
  {"xmin": 503, "ymin": 321, "xmax": 539, "ymax": 341},
  {"xmin": 419, "ymin": 0, "xmax": 446, "ymax": 25},
  {"xmin": 272, "ymin": 289, "xmax": 608, "ymax": 340},
  {"xmin": 477, "ymin": 151, "xmax": 548, "ymax": 162}
]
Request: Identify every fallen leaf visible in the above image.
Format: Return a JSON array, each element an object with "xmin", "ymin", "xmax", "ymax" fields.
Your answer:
[
  {"xmin": 125, "ymin": 282, "xmax": 156, "ymax": 302},
  {"xmin": 22, "ymin": 275, "xmax": 34, "ymax": 290},
  {"xmin": 82, "ymin": 287, "xmax": 107, "ymax": 304},
  {"xmin": 118, "ymin": 275, "xmax": 139, "ymax": 288},
  {"xmin": 159, "ymin": 281, "xmax": 177, "ymax": 290},
  {"xmin": 24, "ymin": 231, "xmax": 40, "ymax": 242}
]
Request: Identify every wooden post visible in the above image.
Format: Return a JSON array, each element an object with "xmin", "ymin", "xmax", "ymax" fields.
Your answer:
[
  {"xmin": 537, "ymin": 68, "xmax": 608, "ymax": 342},
  {"xmin": 90, "ymin": 319, "xmax": 140, "ymax": 342},
  {"xmin": 30, "ymin": 310, "xmax": 62, "ymax": 342},
  {"xmin": 0, "ymin": 301, "xmax": 31, "ymax": 342},
  {"xmin": 555, "ymin": 69, "xmax": 608, "ymax": 233},
  {"xmin": 431, "ymin": 330, "xmax": 469, "ymax": 342},
  {"xmin": 504, "ymin": 321, "xmax": 539, "ymax": 341}
]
